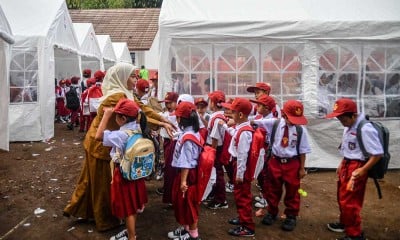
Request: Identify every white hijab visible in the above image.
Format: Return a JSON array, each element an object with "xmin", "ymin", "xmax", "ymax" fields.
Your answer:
[{"xmin": 100, "ymin": 62, "xmax": 136, "ymax": 101}]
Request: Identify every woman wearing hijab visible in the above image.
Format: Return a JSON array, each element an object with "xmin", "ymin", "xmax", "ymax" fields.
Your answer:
[{"xmin": 63, "ymin": 63, "xmax": 174, "ymax": 231}]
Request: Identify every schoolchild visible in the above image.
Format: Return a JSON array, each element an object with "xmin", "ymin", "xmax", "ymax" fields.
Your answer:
[
  {"xmin": 67, "ymin": 76, "xmax": 82, "ymax": 130},
  {"xmin": 135, "ymin": 79, "xmax": 150, "ymax": 104},
  {"xmin": 156, "ymin": 92, "xmax": 180, "ymax": 205},
  {"xmin": 247, "ymin": 82, "xmax": 281, "ymax": 118},
  {"xmin": 252, "ymin": 100, "xmax": 311, "ymax": 231},
  {"xmin": 220, "ymin": 98, "xmax": 255, "ymax": 237},
  {"xmin": 55, "ymin": 79, "xmax": 69, "ymax": 123},
  {"xmin": 80, "ymin": 78, "xmax": 96, "ymax": 132},
  {"xmin": 195, "ymin": 97, "xmax": 210, "ymax": 141},
  {"xmin": 168, "ymin": 102, "xmax": 202, "ymax": 240},
  {"xmin": 221, "ymin": 98, "xmax": 235, "ymax": 194},
  {"xmin": 325, "ymin": 98, "xmax": 383, "ymax": 240},
  {"xmin": 206, "ymin": 90, "xmax": 228, "ymax": 209},
  {"xmin": 95, "ymin": 98, "xmax": 150, "ymax": 240},
  {"xmin": 249, "ymin": 95, "xmax": 277, "ymax": 216},
  {"xmin": 81, "ymin": 68, "xmax": 92, "ymax": 91}
]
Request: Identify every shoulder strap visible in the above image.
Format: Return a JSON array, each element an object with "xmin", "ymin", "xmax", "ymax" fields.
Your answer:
[
  {"xmin": 269, "ymin": 120, "xmax": 302, "ymax": 156},
  {"xmin": 181, "ymin": 133, "xmax": 204, "ymax": 148},
  {"xmin": 234, "ymin": 125, "xmax": 254, "ymax": 147},
  {"xmin": 209, "ymin": 113, "xmax": 227, "ymax": 130},
  {"xmin": 356, "ymin": 119, "xmax": 369, "ymax": 159},
  {"xmin": 295, "ymin": 125, "xmax": 303, "ymax": 156},
  {"xmin": 269, "ymin": 119, "xmax": 280, "ymax": 149}
]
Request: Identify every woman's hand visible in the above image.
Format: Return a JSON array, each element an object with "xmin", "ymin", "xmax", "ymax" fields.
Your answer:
[{"xmin": 161, "ymin": 122, "xmax": 176, "ymax": 138}]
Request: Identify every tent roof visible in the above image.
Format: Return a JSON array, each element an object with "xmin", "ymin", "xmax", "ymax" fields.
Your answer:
[
  {"xmin": 73, "ymin": 22, "xmax": 101, "ymax": 59},
  {"xmin": 0, "ymin": 4, "xmax": 14, "ymax": 44},
  {"xmin": 160, "ymin": 0, "xmax": 400, "ymax": 40},
  {"xmin": 112, "ymin": 42, "xmax": 132, "ymax": 64},
  {"xmin": 70, "ymin": 8, "xmax": 159, "ymax": 51},
  {"xmin": 96, "ymin": 34, "xmax": 117, "ymax": 62}
]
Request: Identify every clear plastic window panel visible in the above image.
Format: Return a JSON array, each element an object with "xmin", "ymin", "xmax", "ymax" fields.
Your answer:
[{"xmin": 9, "ymin": 49, "xmax": 38, "ymax": 104}]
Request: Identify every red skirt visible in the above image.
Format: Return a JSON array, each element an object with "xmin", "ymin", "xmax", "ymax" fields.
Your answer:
[
  {"xmin": 172, "ymin": 171, "xmax": 199, "ymax": 225},
  {"xmin": 111, "ymin": 166, "xmax": 148, "ymax": 219},
  {"xmin": 56, "ymin": 98, "xmax": 70, "ymax": 116}
]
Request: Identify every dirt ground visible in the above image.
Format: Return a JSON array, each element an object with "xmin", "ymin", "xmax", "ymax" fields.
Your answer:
[{"xmin": 0, "ymin": 122, "xmax": 399, "ymax": 240}]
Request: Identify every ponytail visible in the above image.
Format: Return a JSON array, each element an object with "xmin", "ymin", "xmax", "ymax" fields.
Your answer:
[
  {"xmin": 138, "ymin": 111, "xmax": 151, "ymax": 140},
  {"xmin": 178, "ymin": 110, "xmax": 200, "ymax": 132}
]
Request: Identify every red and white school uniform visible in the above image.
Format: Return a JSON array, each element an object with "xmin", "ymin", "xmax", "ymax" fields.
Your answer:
[
  {"xmin": 254, "ymin": 118, "xmax": 311, "ymax": 218},
  {"xmin": 206, "ymin": 111, "xmax": 227, "ymax": 204},
  {"xmin": 55, "ymin": 86, "xmax": 69, "ymax": 117},
  {"xmin": 159, "ymin": 110, "xmax": 179, "ymax": 204},
  {"xmin": 171, "ymin": 127, "xmax": 202, "ymax": 225},
  {"xmin": 102, "ymin": 121, "xmax": 148, "ymax": 219},
  {"xmin": 228, "ymin": 121, "xmax": 254, "ymax": 231},
  {"xmin": 337, "ymin": 113, "xmax": 383, "ymax": 237}
]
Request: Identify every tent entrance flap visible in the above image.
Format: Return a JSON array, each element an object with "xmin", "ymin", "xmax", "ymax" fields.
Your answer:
[{"xmin": 54, "ymin": 47, "xmax": 80, "ymax": 82}]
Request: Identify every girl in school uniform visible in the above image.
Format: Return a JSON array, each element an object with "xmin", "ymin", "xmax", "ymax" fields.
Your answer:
[
  {"xmin": 168, "ymin": 102, "xmax": 202, "ymax": 240},
  {"xmin": 95, "ymin": 98, "xmax": 150, "ymax": 240}
]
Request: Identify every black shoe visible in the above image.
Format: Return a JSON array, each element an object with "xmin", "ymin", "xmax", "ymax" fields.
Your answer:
[
  {"xmin": 207, "ymin": 200, "xmax": 228, "ymax": 209},
  {"xmin": 228, "ymin": 226, "xmax": 255, "ymax": 237},
  {"xmin": 156, "ymin": 187, "xmax": 164, "ymax": 195},
  {"xmin": 336, "ymin": 232, "xmax": 365, "ymax": 240},
  {"xmin": 281, "ymin": 215, "xmax": 296, "ymax": 231},
  {"xmin": 228, "ymin": 217, "xmax": 240, "ymax": 225},
  {"xmin": 261, "ymin": 213, "xmax": 277, "ymax": 225},
  {"xmin": 67, "ymin": 123, "xmax": 73, "ymax": 130},
  {"xmin": 327, "ymin": 222, "xmax": 345, "ymax": 233}
]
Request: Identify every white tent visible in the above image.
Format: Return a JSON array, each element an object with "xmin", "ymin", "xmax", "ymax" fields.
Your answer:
[
  {"xmin": 112, "ymin": 42, "xmax": 132, "ymax": 64},
  {"xmin": 73, "ymin": 23, "xmax": 101, "ymax": 73},
  {"xmin": 96, "ymin": 34, "xmax": 116, "ymax": 70},
  {"xmin": 159, "ymin": 0, "xmax": 400, "ymax": 168},
  {"xmin": 0, "ymin": 4, "xmax": 14, "ymax": 151},
  {"xmin": 2, "ymin": 0, "xmax": 81, "ymax": 141}
]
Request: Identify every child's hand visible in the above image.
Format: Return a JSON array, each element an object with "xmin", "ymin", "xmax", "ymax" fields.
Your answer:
[
  {"xmin": 103, "ymin": 107, "xmax": 114, "ymax": 117},
  {"xmin": 180, "ymin": 181, "xmax": 188, "ymax": 193},
  {"xmin": 227, "ymin": 118, "xmax": 236, "ymax": 127}
]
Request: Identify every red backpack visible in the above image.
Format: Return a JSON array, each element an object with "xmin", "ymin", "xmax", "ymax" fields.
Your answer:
[
  {"xmin": 234, "ymin": 126, "xmax": 267, "ymax": 181},
  {"xmin": 181, "ymin": 134, "xmax": 216, "ymax": 203},
  {"xmin": 208, "ymin": 113, "xmax": 232, "ymax": 165}
]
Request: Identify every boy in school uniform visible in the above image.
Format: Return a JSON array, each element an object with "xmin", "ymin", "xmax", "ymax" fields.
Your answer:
[
  {"xmin": 247, "ymin": 82, "xmax": 281, "ymax": 118},
  {"xmin": 206, "ymin": 90, "xmax": 229, "ymax": 209},
  {"xmin": 325, "ymin": 98, "xmax": 383, "ymax": 240},
  {"xmin": 135, "ymin": 79, "xmax": 150, "ymax": 105},
  {"xmin": 252, "ymin": 100, "xmax": 311, "ymax": 231},
  {"xmin": 221, "ymin": 98, "xmax": 255, "ymax": 237}
]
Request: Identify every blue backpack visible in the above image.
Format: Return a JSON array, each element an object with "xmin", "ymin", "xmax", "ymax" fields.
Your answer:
[{"xmin": 119, "ymin": 130, "xmax": 155, "ymax": 181}]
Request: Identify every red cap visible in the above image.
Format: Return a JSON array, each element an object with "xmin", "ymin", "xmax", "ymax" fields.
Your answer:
[
  {"xmin": 83, "ymin": 69, "xmax": 91, "ymax": 77},
  {"xmin": 208, "ymin": 90, "xmax": 225, "ymax": 104},
  {"xmin": 325, "ymin": 98, "xmax": 357, "ymax": 118},
  {"xmin": 136, "ymin": 79, "xmax": 150, "ymax": 93},
  {"xmin": 250, "ymin": 95, "xmax": 276, "ymax": 110},
  {"xmin": 114, "ymin": 99, "xmax": 139, "ymax": 118},
  {"xmin": 159, "ymin": 92, "xmax": 179, "ymax": 103},
  {"xmin": 195, "ymin": 97, "xmax": 208, "ymax": 107},
  {"xmin": 175, "ymin": 101, "xmax": 196, "ymax": 119},
  {"xmin": 94, "ymin": 70, "xmax": 105, "ymax": 81},
  {"xmin": 71, "ymin": 76, "xmax": 80, "ymax": 84},
  {"xmin": 221, "ymin": 98, "xmax": 252, "ymax": 115},
  {"xmin": 86, "ymin": 78, "xmax": 96, "ymax": 87},
  {"xmin": 65, "ymin": 79, "xmax": 71, "ymax": 86},
  {"xmin": 247, "ymin": 82, "xmax": 271, "ymax": 93},
  {"xmin": 59, "ymin": 79, "xmax": 66, "ymax": 86},
  {"xmin": 282, "ymin": 100, "xmax": 308, "ymax": 125}
]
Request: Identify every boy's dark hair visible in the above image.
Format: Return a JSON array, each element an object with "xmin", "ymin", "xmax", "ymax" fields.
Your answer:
[
  {"xmin": 339, "ymin": 112, "xmax": 356, "ymax": 118},
  {"xmin": 179, "ymin": 110, "xmax": 200, "ymax": 132}
]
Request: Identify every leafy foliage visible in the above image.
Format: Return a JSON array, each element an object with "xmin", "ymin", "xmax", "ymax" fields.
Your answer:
[{"xmin": 66, "ymin": 0, "xmax": 162, "ymax": 9}]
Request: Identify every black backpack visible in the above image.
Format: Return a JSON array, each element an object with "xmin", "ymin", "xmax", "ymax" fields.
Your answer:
[
  {"xmin": 66, "ymin": 86, "xmax": 80, "ymax": 111},
  {"xmin": 267, "ymin": 119, "xmax": 303, "ymax": 159},
  {"xmin": 356, "ymin": 117, "xmax": 391, "ymax": 199}
]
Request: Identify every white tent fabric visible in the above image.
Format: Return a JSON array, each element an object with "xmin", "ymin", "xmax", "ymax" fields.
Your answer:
[
  {"xmin": 112, "ymin": 42, "xmax": 132, "ymax": 64},
  {"xmin": 0, "ymin": 4, "xmax": 14, "ymax": 151},
  {"xmin": 73, "ymin": 22, "xmax": 101, "ymax": 72},
  {"xmin": 96, "ymin": 35, "xmax": 116, "ymax": 70},
  {"xmin": 159, "ymin": 0, "xmax": 400, "ymax": 168},
  {"xmin": 1, "ymin": 0, "xmax": 80, "ymax": 141}
]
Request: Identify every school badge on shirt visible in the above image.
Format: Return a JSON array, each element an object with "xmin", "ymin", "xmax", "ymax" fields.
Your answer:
[{"xmin": 348, "ymin": 142, "xmax": 356, "ymax": 150}]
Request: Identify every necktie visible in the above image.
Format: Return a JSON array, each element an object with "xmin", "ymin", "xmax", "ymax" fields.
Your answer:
[{"xmin": 281, "ymin": 125, "xmax": 289, "ymax": 147}]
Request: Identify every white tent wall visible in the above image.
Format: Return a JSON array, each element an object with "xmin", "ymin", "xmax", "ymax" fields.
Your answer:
[
  {"xmin": 96, "ymin": 35, "xmax": 116, "ymax": 71},
  {"xmin": 73, "ymin": 23, "xmax": 101, "ymax": 73},
  {"xmin": 0, "ymin": 4, "xmax": 14, "ymax": 151},
  {"xmin": 112, "ymin": 42, "xmax": 132, "ymax": 64},
  {"xmin": 159, "ymin": 0, "xmax": 400, "ymax": 168},
  {"xmin": 2, "ymin": 0, "xmax": 80, "ymax": 141},
  {"xmin": 143, "ymin": 30, "xmax": 160, "ymax": 70}
]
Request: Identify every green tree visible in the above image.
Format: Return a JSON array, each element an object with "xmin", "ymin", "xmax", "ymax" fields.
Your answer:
[{"xmin": 66, "ymin": 0, "xmax": 163, "ymax": 9}]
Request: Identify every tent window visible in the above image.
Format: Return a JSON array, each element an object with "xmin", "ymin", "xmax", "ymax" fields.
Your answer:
[
  {"xmin": 170, "ymin": 46, "xmax": 211, "ymax": 96},
  {"xmin": 318, "ymin": 46, "xmax": 359, "ymax": 117},
  {"xmin": 364, "ymin": 47, "xmax": 400, "ymax": 117},
  {"xmin": 263, "ymin": 46, "xmax": 302, "ymax": 106},
  {"xmin": 216, "ymin": 46, "xmax": 257, "ymax": 95},
  {"xmin": 9, "ymin": 49, "xmax": 38, "ymax": 104}
]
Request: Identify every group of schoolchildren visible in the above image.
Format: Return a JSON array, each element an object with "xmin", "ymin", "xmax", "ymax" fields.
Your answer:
[
  {"xmin": 54, "ymin": 69, "xmax": 105, "ymax": 132},
  {"xmin": 99, "ymin": 80, "xmax": 383, "ymax": 240}
]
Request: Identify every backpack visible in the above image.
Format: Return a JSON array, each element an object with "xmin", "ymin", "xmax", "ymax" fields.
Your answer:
[
  {"xmin": 88, "ymin": 86, "xmax": 103, "ymax": 113},
  {"xmin": 234, "ymin": 125, "xmax": 267, "ymax": 181},
  {"xmin": 208, "ymin": 113, "xmax": 232, "ymax": 165},
  {"xmin": 66, "ymin": 86, "xmax": 80, "ymax": 111},
  {"xmin": 119, "ymin": 130, "xmax": 155, "ymax": 181},
  {"xmin": 356, "ymin": 118, "xmax": 391, "ymax": 199},
  {"xmin": 181, "ymin": 134, "xmax": 216, "ymax": 203},
  {"xmin": 267, "ymin": 120, "xmax": 303, "ymax": 159}
]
